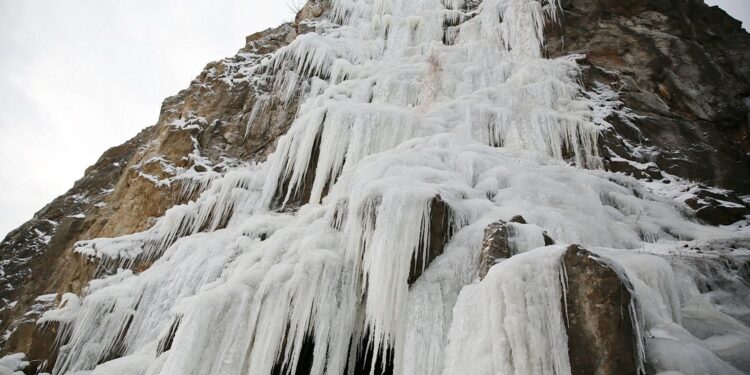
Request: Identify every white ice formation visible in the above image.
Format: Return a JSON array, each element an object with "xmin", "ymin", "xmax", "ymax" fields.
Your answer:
[{"xmin": 41, "ymin": 0, "xmax": 750, "ymax": 374}]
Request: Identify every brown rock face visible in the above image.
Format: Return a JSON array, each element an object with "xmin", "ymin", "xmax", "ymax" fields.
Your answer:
[
  {"xmin": 0, "ymin": 132, "xmax": 143, "ymax": 354},
  {"xmin": 408, "ymin": 196, "xmax": 453, "ymax": 284},
  {"xmin": 478, "ymin": 216, "xmax": 555, "ymax": 279},
  {"xmin": 478, "ymin": 221, "xmax": 512, "ymax": 279},
  {"xmin": 296, "ymin": 0, "xmax": 328, "ymax": 26},
  {"xmin": 546, "ymin": 0, "xmax": 750, "ymax": 196},
  {"xmin": 4, "ymin": 321, "xmax": 59, "ymax": 374},
  {"xmin": 562, "ymin": 245, "xmax": 640, "ymax": 375},
  {"xmin": 479, "ymin": 239, "xmax": 640, "ymax": 372}
]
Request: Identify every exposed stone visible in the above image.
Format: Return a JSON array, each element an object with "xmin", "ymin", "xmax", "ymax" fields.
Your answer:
[
  {"xmin": 546, "ymin": 0, "xmax": 750, "ymax": 196},
  {"xmin": 607, "ymin": 158, "xmax": 664, "ymax": 181},
  {"xmin": 562, "ymin": 245, "xmax": 639, "ymax": 375},
  {"xmin": 543, "ymin": 232, "xmax": 556, "ymax": 246},
  {"xmin": 3, "ymin": 321, "xmax": 58, "ymax": 374},
  {"xmin": 509, "ymin": 215, "xmax": 527, "ymax": 224},
  {"xmin": 478, "ymin": 216, "xmax": 555, "ymax": 279},
  {"xmin": 295, "ymin": 0, "xmax": 328, "ymax": 26},
  {"xmin": 408, "ymin": 196, "xmax": 452, "ymax": 285},
  {"xmin": 694, "ymin": 204, "xmax": 750, "ymax": 226},
  {"xmin": 478, "ymin": 221, "xmax": 511, "ymax": 280},
  {"xmin": 684, "ymin": 187, "xmax": 750, "ymax": 225}
]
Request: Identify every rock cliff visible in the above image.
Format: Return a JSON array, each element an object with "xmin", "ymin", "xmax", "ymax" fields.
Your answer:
[
  {"xmin": 547, "ymin": 0, "xmax": 750, "ymax": 224},
  {"xmin": 1, "ymin": 0, "xmax": 749, "ymax": 374}
]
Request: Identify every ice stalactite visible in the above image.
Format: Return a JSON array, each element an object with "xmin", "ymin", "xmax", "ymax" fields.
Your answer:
[
  {"xmin": 40, "ymin": 0, "xmax": 750, "ymax": 374},
  {"xmin": 50, "ymin": 231, "xmax": 240, "ymax": 374},
  {"xmin": 259, "ymin": 0, "xmax": 603, "ymax": 210},
  {"xmin": 75, "ymin": 165, "xmax": 266, "ymax": 270}
]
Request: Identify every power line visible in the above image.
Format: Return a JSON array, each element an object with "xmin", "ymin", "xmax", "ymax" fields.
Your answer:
[{"xmin": 42, "ymin": 0, "xmax": 122, "ymax": 125}]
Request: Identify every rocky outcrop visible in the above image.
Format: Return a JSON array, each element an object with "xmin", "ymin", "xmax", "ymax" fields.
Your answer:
[
  {"xmin": 546, "ymin": 0, "xmax": 750, "ymax": 221},
  {"xmin": 684, "ymin": 186, "xmax": 750, "ymax": 225},
  {"xmin": 480, "ymin": 238, "xmax": 641, "ymax": 373},
  {"xmin": 3, "ymin": 321, "xmax": 59, "ymax": 374},
  {"xmin": 562, "ymin": 245, "xmax": 640, "ymax": 375},
  {"xmin": 478, "ymin": 221, "xmax": 511, "ymax": 280},
  {"xmin": 408, "ymin": 196, "xmax": 453, "ymax": 284},
  {"xmin": 478, "ymin": 216, "xmax": 554, "ymax": 279},
  {"xmin": 0, "ymin": 129, "xmax": 151, "ymax": 353}
]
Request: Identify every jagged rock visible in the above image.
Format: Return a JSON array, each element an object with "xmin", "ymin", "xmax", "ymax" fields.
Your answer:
[
  {"xmin": 478, "ymin": 221, "xmax": 511, "ymax": 280},
  {"xmin": 692, "ymin": 202, "xmax": 750, "ymax": 226},
  {"xmin": 478, "ymin": 216, "xmax": 555, "ymax": 279},
  {"xmin": 546, "ymin": 0, "xmax": 750, "ymax": 196},
  {"xmin": 508, "ymin": 215, "xmax": 526, "ymax": 224},
  {"xmin": 0, "ymin": 1, "xmax": 335, "ymax": 355},
  {"xmin": 562, "ymin": 245, "xmax": 639, "ymax": 375},
  {"xmin": 2, "ymin": 321, "xmax": 58, "ymax": 374},
  {"xmin": 607, "ymin": 158, "xmax": 664, "ymax": 181},
  {"xmin": 295, "ymin": 0, "xmax": 328, "ymax": 25},
  {"xmin": 684, "ymin": 187, "xmax": 750, "ymax": 225},
  {"xmin": 407, "ymin": 196, "xmax": 452, "ymax": 284},
  {"xmin": 543, "ymin": 233, "xmax": 555, "ymax": 246}
]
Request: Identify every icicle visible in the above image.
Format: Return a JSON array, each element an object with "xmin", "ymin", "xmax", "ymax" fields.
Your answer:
[
  {"xmin": 343, "ymin": 190, "xmax": 436, "ymax": 360},
  {"xmin": 75, "ymin": 165, "xmax": 265, "ymax": 265}
]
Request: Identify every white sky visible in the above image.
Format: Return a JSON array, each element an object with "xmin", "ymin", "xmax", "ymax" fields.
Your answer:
[{"xmin": 0, "ymin": 1, "xmax": 747, "ymax": 238}]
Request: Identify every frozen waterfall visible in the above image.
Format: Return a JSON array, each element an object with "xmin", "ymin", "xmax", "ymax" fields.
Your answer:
[{"xmin": 37, "ymin": 0, "xmax": 750, "ymax": 374}]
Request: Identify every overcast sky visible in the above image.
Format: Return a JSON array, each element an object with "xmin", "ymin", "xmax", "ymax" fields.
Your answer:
[{"xmin": 0, "ymin": 1, "xmax": 748, "ymax": 238}]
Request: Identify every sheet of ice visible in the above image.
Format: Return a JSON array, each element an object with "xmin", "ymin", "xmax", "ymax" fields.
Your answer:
[
  {"xmin": 442, "ymin": 246, "xmax": 571, "ymax": 375},
  {"xmin": 595, "ymin": 247, "xmax": 750, "ymax": 374},
  {"xmin": 39, "ymin": 293, "xmax": 81, "ymax": 325},
  {"xmin": 507, "ymin": 222, "xmax": 547, "ymax": 254}
]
